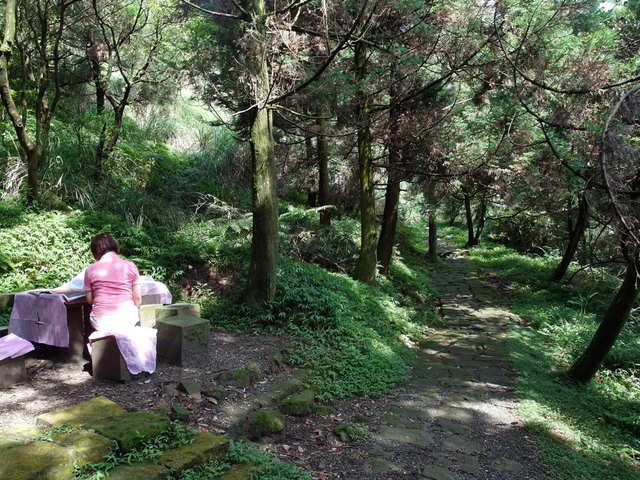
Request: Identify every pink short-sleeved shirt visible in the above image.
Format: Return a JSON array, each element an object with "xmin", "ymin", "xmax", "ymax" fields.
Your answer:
[{"xmin": 84, "ymin": 252, "xmax": 140, "ymax": 316}]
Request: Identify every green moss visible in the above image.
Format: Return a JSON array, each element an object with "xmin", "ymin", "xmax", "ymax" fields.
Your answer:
[
  {"xmin": 280, "ymin": 389, "xmax": 316, "ymax": 416},
  {"xmin": 247, "ymin": 410, "xmax": 286, "ymax": 439},
  {"xmin": 333, "ymin": 423, "xmax": 371, "ymax": 443},
  {"xmin": 313, "ymin": 405, "xmax": 336, "ymax": 416},
  {"xmin": 184, "ymin": 323, "xmax": 210, "ymax": 345},
  {"xmin": 219, "ymin": 369, "xmax": 251, "ymax": 388},
  {"xmin": 246, "ymin": 363, "xmax": 266, "ymax": 381}
]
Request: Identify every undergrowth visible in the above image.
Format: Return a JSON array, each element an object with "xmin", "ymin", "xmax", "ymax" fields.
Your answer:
[{"xmin": 462, "ymin": 235, "xmax": 640, "ymax": 480}]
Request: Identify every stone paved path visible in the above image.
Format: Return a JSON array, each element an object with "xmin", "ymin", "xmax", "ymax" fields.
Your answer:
[{"xmin": 361, "ymin": 246, "xmax": 546, "ymax": 479}]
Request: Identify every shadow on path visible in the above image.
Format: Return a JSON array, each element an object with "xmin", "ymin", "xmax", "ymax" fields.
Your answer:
[{"xmin": 360, "ymin": 245, "xmax": 547, "ymax": 480}]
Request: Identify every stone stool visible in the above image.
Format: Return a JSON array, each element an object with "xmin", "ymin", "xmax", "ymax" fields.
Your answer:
[
  {"xmin": 0, "ymin": 333, "xmax": 32, "ymax": 387},
  {"xmin": 90, "ymin": 335, "xmax": 131, "ymax": 382},
  {"xmin": 139, "ymin": 303, "xmax": 201, "ymax": 329},
  {"xmin": 0, "ymin": 355, "xmax": 26, "ymax": 387},
  {"xmin": 156, "ymin": 315, "xmax": 209, "ymax": 367}
]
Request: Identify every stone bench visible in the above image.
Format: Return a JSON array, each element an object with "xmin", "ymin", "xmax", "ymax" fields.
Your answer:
[
  {"xmin": 90, "ymin": 335, "xmax": 132, "ymax": 382},
  {"xmin": 156, "ymin": 314, "xmax": 209, "ymax": 367},
  {"xmin": 0, "ymin": 334, "xmax": 33, "ymax": 387},
  {"xmin": 139, "ymin": 302, "xmax": 201, "ymax": 328}
]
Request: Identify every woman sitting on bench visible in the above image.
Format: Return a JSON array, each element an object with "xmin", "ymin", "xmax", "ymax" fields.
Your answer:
[{"xmin": 84, "ymin": 233, "xmax": 156, "ymax": 375}]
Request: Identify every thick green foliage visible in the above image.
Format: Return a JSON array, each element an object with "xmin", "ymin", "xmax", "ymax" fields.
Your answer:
[{"xmin": 214, "ymin": 256, "xmax": 437, "ymax": 399}]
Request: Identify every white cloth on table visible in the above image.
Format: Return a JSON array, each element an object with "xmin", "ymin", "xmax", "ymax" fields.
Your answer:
[
  {"xmin": 0, "ymin": 333, "xmax": 34, "ymax": 361},
  {"xmin": 89, "ymin": 327, "xmax": 157, "ymax": 375}
]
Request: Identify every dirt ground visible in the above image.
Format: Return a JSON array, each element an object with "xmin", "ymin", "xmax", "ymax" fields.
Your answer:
[{"xmin": 0, "ymin": 330, "xmax": 402, "ymax": 480}]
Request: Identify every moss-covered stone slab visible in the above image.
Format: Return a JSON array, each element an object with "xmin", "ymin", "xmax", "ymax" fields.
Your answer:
[
  {"xmin": 36, "ymin": 396, "xmax": 127, "ymax": 428},
  {"xmin": 435, "ymin": 406, "xmax": 474, "ymax": 422},
  {"xmin": 246, "ymin": 410, "xmax": 286, "ymax": 439},
  {"xmin": 180, "ymin": 379, "xmax": 202, "ymax": 397},
  {"xmin": 441, "ymin": 436, "xmax": 483, "ymax": 454},
  {"xmin": 491, "ymin": 456, "xmax": 523, "ymax": 472},
  {"xmin": 373, "ymin": 426, "xmax": 434, "ymax": 447},
  {"xmin": 0, "ymin": 424, "xmax": 44, "ymax": 452},
  {"xmin": 218, "ymin": 462, "xmax": 266, "ymax": 480},
  {"xmin": 102, "ymin": 463, "xmax": 169, "ymax": 480},
  {"xmin": 430, "ymin": 452, "xmax": 480, "ymax": 475},
  {"xmin": 219, "ymin": 369, "xmax": 251, "ymax": 388},
  {"xmin": 159, "ymin": 431, "xmax": 229, "ymax": 471},
  {"xmin": 0, "ymin": 440, "xmax": 74, "ymax": 480},
  {"xmin": 87, "ymin": 411, "xmax": 171, "ymax": 452},
  {"xmin": 433, "ymin": 418, "xmax": 473, "ymax": 436},
  {"xmin": 314, "ymin": 405, "xmax": 336, "ymax": 416},
  {"xmin": 420, "ymin": 464, "xmax": 456, "ymax": 480},
  {"xmin": 53, "ymin": 429, "xmax": 115, "ymax": 467},
  {"xmin": 255, "ymin": 377, "xmax": 305, "ymax": 407},
  {"xmin": 280, "ymin": 388, "xmax": 317, "ymax": 416},
  {"xmin": 363, "ymin": 457, "xmax": 404, "ymax": 475},
  {"xmin": 382, "ymin": 404, "xmax": 431, "ymax": 420}
]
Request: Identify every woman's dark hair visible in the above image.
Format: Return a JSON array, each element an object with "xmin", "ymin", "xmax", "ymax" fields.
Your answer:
[{"xmin": 90, "ymin": 233, "xmax": 120, "ymax": 260}]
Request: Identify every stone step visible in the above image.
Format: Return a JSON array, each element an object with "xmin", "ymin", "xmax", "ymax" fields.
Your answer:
[{"xmin": 0, "ymin": 396, "xmax": 231, "ymax": 480}]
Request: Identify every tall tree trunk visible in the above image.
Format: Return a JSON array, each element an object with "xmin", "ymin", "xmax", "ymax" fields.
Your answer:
[
  {"xmin": 471, "ymin": 199, "xmax": 486, "ymax": 246},
  {"xmin": 245, "ymin": 0, "xmax": 278, "ymax": 307},
  {"xmin": 317, "ymin": 111, "xmax": 331, "ymax": 226},
  {"xmin": 352, "ymin": 38, "xmax": 377, "ymax": 283},
  {"xmin": 567, "ymin": 251, "xmax": 640, "ymax": 383},
  {"xmin": 426, "ymin": 180, "xmax": 438, "ymax": 261},
  {"xmin": 550, "ymin": 193, "xmax": 589, "ymax": 281},
  {"xmin": 0, "ymin": 0, "xmax": 40, "ymax": 201},
  {"xmin": 464, "ymin": 192, "xmax": 474, "ymax": 247},
  {"xmin": 377, "ymin": 75, "xmax": 402, "ymax": 275}
]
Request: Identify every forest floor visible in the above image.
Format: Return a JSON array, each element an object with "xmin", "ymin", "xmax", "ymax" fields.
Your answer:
[{"xmin": 0, "ymin": 247, "xmax": 548, "ymax": 479}]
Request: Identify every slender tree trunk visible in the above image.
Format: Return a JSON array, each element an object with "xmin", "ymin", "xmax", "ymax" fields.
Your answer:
[
  {"xmin": 352, "ymin": 39, "xmax": 377, "ymax": 284},
  {"xmin": 471, "ymin": 200, "xmax": 486, "ymax": 246},
  {"xmin": 428, "ymin": 212, "xmax": 437, "ymax": 259},
  {"xmin": 426, "ymin": 180, "xmax": 438, "ymax": 260},
  {"xmin": 317, "ymin": 111, "xmax": 331, "ymax": 226},
  {"xmin": 245, "ymin": 0, "xmax": 278, "ymax": 307},
  {"xmin": 567, "ymin": 251, "xmax": 640, "ymax": 383},
  {"xmin": 464, "ymin": 193, "xmax": 474, "ymax": 246},
  {"xmin": 377, "ymin": 169, "xmax": 400, "ymax": 274},
  {"xmin": 0, "ymin": 0, "xmax": 40, "ymax": 201},
  {"xmin": 551, "ymin": 193, "xmax": 589, "ymax": 281},
  {"xmin": 377, "ymin": 76, "xmax": 402, "ymax": 275}
]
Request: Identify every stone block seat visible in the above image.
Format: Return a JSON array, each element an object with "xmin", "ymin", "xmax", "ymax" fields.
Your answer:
[
  {"xmin": 90, "ymin": 335, "xmax": 132, "ymax": 382},
  {"xmin": 0, "ymin": 333, "xmax": 34, "ymax": 387},
  {"xmin": 156, "ymin": 314, "xmax": 209, "ymax": 367}
]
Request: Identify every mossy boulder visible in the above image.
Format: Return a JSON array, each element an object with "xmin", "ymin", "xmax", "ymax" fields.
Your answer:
[
  {"xmin": 159, "ymin": 431, "xmax": 230, "ymax": 471},
  {"xmin": 203, "ymin": 386, "xmax": 228, "ymax": 400},
  {"xmin": 246, "ymin": 363, "xmax": 266, "ymax": 381},
  {"xmin": 219, "ymin": 369, "xmax": 251, "ymax": 388},
  {"xmin": 246, "ymin": 410, "xmax": 286, "ymax": 439},
  {"xmin": 333, "ymin": 423, "xmax": 372, "ymax": 443},
  {"xmin": 314, "ymin": 405, "xmax": 337, "ymax": 416},
  {"xmin": 87, "ymin": 411, "xmax": 171, "ymax": 452},
  {"xmin": 218, "ymin": 462, "xmax": 266, "ymax": 479},
  {"xmin": 280, "ymin": 388, "xmax": 317, "ymax": 416}
]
